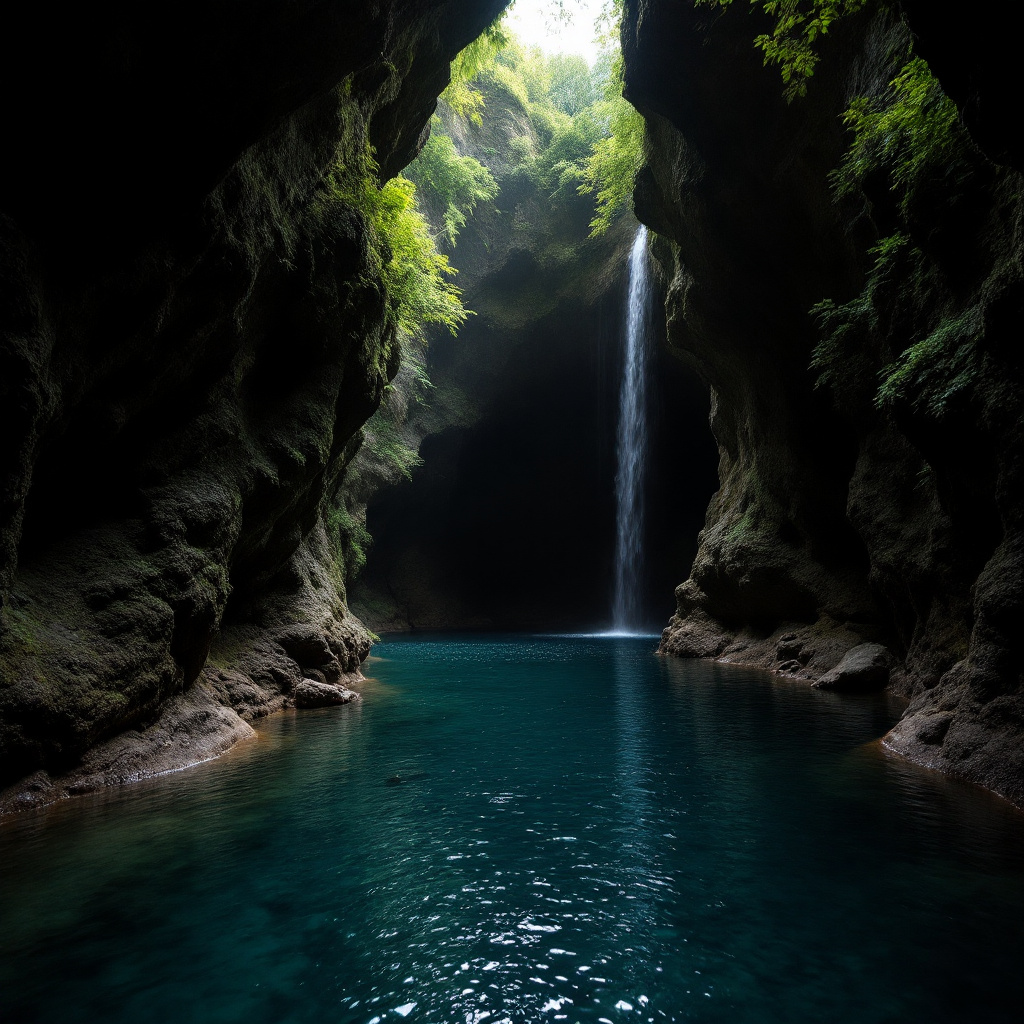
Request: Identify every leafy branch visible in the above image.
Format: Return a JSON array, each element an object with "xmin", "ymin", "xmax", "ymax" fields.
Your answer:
[{"xmin": 697, "ymin": 0, "xmax": 868, "ymax": 100}]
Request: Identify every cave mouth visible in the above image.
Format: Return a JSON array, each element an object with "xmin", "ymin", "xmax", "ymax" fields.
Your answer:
[
  {"xmin": 350, "ymin": 238, "xmax": 719, "ymax": 635},
  {"xmin": 3, "ymin": 2, "xmax": 1024, "ymax": 1019},
  {"xmin": 344, "ymin": 3, "xmax": 721, "ymax": 636}
]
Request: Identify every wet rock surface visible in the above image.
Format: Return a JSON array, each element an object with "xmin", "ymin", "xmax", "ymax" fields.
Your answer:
[
  {"xmin": 629, "ymin": 0, "xmax": 1024, "ymax": 804},
  {"xmin": 293, "ymin": 680, "xmax": 359, "ymax": 709},
  {"xmin": 814, "ymin": 643, "xmax": 893, "ymax": 693}
]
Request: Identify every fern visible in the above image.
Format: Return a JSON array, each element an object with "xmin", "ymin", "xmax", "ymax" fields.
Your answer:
[
  {"xmin": 831, "ymin": 56, "xmax": 970, "ymax": 218},
  {"xmin": 362, "ymin": 410, "xmax": 424, "ymax": 481},
  {"xmin": 876, "ymin": 306, "xmax": 984, "ymax": 415},
  {"xmin": 406, "ymin": 126, "xmax": 499, "ymax": 246},
  {"xmin": 810, "ymin": 233, "xmax": 911, "ymax": 392},
  {"xmin": 330, "ymin": 156, "xmax": 468, "ymax": 338},
  {"xmin": 444, "ymin": 14, "xmax": 510, "ymax": 122}
]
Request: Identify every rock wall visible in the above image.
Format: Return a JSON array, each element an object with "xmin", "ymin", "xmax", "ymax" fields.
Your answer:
[
  {"xmin": 0, "ymin": 0, "xmax": 506, "ymax": 810},
  {"xmin": 627, "ymin": 1, "xmax": 1024, "ymax": 804}
]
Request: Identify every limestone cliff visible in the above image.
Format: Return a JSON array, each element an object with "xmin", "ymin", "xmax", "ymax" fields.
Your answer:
[
  {"xmin": 627, "ymin": 1, "xmax": 1024, "ymax": 804},
  {"xmin": 0, "ymin": 0, "xmax": 505, "ymax": 810}
]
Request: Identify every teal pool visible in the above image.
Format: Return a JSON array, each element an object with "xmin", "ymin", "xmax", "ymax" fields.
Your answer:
[{"xmin": 2, "ymin": 634, "xmax": 1023, "ymax": 1023}]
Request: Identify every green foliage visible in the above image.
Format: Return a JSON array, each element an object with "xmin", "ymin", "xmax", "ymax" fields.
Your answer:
[
  {"xmin": 403, "ymin": 346, "xmax": 436, "ymax": 403},
  {"xmin": 406, "ymin": 127, "xmax": 499, "ymax": 245},
  {"xmin": 445, "ymin": 14, "xmax": 510, "ymax": 122},
  {"xmin": 330, "ymin": 157, "xmax": 467, "ymax": 338},
  {"xmin": 519, "ymin": 1, "xmax": 643, "ymax": 235},
  {"xmin": 327, "ymin": 503, "xmax": 372, "ymax": 580},
  {"xmin": 812, "ymin": 223, "xmax": 985, "ymax": 418},
  {"xmin": 831, "ymin": 56, "xmax": 971, "ymax": 218},
  {"xmin": 507, "ymin": 133, "xmax": 538, "ymax": 167},
  {"xmin": 537, "ymin": 108, "xmax": 604, "ymax": 201},
  {"xmin": 547, "ymin": 53, "xmax": 599, "ymax": 116},
  {"xmin": 580, "ymin": 98, "xmax": 643, "ymax": 234},
  {"xmin": 811, "ymin": 56, "xmax": 986, "ymax": 418},
  {"xmin": 579, "ymin": 49, "xmax": 644, "ymax": 235},
  {"xmin": 810, "ymin": 233, "xmax": 913, "ymax": 395},
  {"xmin": 697, "ymin": 0, "xmax": 867, "ymax": 101},
  {"xmin": 876, "ymin": 306, "xmax": 984, "ymax": 415},
  {"xmin": 362, "ymin": 408, "xmax": 424, "ymax": 481},
  {"xmin": 486, "ymin": 58, "xmax": 534, "ymax": 111},
  {"xmin": 430, "ymin": 6, "xmax": 641, "ymax": 233}
]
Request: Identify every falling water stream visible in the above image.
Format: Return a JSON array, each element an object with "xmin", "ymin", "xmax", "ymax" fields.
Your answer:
[{"xmin": 613, "ymin": 225, "xmax": 653, "ymax": 632}]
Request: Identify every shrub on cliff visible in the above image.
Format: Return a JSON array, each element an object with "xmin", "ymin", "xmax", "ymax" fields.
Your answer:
[
  {"xmin": 405, "ymin": 129, "xmax": 498, "ymax": 246},
  {"xmin": 830, "ymin": 55, "xmax": 971, "ymax": 220},
  {"xmin": 811, "ymin": 53, "xmax": 987, "ymax": 417},
  {"xmin": 445, "ymin": 13, "xmax": 510, "ymax": 122},
  {"xmin": 578, "ymin": 3, "xmax": 644, "ymax": 235},
  {"xmin": 697, "ymin": 0, "xmax": 868, "ymax": 100},
  {"xmin": 331, "ymin": 160, "xmax": 467, "ymax": 340},
  {"xmin": 580, "ymin": 81, "xmax": 643, "ymax": 235}
]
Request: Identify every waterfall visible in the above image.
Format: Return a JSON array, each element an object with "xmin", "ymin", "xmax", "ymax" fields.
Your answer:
[{"xmin": 612, "ymin": 225, "xmax": 652, "ymax": 633}]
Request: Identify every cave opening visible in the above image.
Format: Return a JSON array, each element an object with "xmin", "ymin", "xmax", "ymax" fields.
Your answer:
[
  {"xmin": 345, "ymin": 0, "xmax": 720, "ymax": 635},
  {"xmin": 352, "ymin": 251, "xmax": 719, "ymax": 634}
]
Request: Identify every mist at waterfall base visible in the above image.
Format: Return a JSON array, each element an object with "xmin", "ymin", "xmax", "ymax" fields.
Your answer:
[
  {"xmin": 355, "ymin": 224, "xmax": 718, "ymax": 633},
  {"xmin": 4, "ymin": 634, "xmax": 1024, "ymax": 1024}
]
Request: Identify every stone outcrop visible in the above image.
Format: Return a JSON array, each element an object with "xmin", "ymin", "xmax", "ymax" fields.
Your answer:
[
  {"xmin": 627, "ymin": 1, "xmax": 1024, "ymax": 804},
  {"xmin": 0, "ymin": 0, "xmax": 505, "ymax": 810},
  {"xmin": 813, "ymin": 643, "xmax": 893, "ymax": 693}
]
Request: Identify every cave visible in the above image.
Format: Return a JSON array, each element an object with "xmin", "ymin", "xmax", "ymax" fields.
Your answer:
[{"xmin": 1, "ymin": 0, "xmax": 1023, "ymax": 1019}]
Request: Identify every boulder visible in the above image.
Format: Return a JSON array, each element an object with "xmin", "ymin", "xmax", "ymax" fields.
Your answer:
[
  {"xmin": 814, "ymin": 643, "xmax": 893, "ymax": 692},
  {"xmin": 293, "ymin": 679, "xmax": 358, "ymax": 709}
]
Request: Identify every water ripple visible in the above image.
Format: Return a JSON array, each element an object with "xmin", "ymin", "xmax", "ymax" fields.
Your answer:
[{"xmin": 2, "ymin": 635, "xmax": 1024, "ymax": 1024}]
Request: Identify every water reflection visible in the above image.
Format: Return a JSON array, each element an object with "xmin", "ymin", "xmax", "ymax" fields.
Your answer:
[{"xmin": 2, "ymin": 634, "xmax": 1023, "ymax": 1024}]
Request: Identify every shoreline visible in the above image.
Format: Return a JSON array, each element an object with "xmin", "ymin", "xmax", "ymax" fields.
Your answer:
[
  {"xmin": 4, "ymin": 633, "xmax": 1021, "ymax": 820},
  {"xmin": 0, "ymin": 668, "xmax": 362, "ymax": 821}
]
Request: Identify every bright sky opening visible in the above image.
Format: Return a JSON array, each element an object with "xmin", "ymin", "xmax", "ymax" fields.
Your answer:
[{"xmin": 505, "ymin": 0, "xmax": 605, "ymax": 65}]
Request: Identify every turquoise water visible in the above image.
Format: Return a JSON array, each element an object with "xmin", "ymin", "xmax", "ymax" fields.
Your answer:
[{"xmin": 2, "ymin": 633, "xmax": 1024, "ymax": 1023}]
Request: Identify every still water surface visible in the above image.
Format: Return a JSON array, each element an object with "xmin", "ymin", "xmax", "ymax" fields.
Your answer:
[{"xmin": 2, "ymin": 634, "xmax": 1023, "ymax": 1023}]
